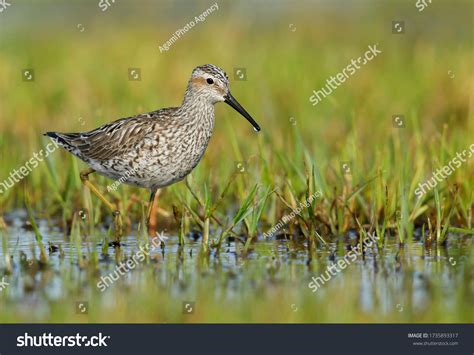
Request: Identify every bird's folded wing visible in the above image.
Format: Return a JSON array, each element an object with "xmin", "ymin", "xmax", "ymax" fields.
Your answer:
[{"xmin": 61, "ymin": 115, "xmax": 158, "ymax": 161}]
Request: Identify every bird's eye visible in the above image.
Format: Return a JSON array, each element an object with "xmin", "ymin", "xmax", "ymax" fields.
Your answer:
[{"xmin": 206, "ymin": 78, "xmax": 214, "ymax": 85}]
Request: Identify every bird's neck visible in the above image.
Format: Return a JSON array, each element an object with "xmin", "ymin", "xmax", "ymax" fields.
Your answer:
[{"xmin": 180, "ymin": 93, "xmax": 215, "ymax": 129}]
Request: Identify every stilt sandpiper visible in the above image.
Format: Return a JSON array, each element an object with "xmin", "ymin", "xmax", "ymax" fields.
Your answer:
[{"xmin": 44, "ymin": 64, "xmax": 260, "ymax": 240}]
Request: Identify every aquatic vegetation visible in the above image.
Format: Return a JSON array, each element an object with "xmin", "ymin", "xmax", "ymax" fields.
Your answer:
[{"xmin": 0, "ymin": 1, "xmax": 472, "ymax": 323}]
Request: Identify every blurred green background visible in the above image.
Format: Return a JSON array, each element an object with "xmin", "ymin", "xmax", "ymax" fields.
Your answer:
[{"xmin": 0, "ymin": 0, "xmax": 472, "ymax": 214}]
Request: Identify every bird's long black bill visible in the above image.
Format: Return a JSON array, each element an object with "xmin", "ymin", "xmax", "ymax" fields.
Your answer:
[{"xmin": 224, "ymin": 93, "xmax": 261, "ymax": 132}]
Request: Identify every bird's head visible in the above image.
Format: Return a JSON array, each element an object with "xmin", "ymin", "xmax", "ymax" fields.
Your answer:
[{"xmin": 185, "ymin": 64, "xmax": 260, "ymax": 132}]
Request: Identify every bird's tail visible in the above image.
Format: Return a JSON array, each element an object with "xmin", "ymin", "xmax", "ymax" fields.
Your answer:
[{"xmin": 44, "ymin": 131, "xmax": 78, "ymax": 153}]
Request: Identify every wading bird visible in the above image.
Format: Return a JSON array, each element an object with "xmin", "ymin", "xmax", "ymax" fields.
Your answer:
[{"xmin": 45, "ymin": 64, "xmax": 260, "ymax": 241}]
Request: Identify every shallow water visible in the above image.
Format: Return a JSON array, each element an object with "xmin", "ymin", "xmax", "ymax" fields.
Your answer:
[{"xmin": 0, "ymin": 210, "xmax": 472, "ymax": 323}]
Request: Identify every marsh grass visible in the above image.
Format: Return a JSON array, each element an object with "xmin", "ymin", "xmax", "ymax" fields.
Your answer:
[
  {"xmin": 1, "ymin": 54, "xmax": 472, "ymax": 251},
  {"xmin": 0, "ymin": 0, "xmax": 472, "ymax": 323}
]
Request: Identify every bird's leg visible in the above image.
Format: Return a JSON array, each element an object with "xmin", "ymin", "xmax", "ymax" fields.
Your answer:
[
  {"xmin": 146, "ymin": 189, "xmax": 157, "ymax": 235},
  {"xmin": 79, "ymin": 168, "xmax": 123, "ymax": 242}
]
